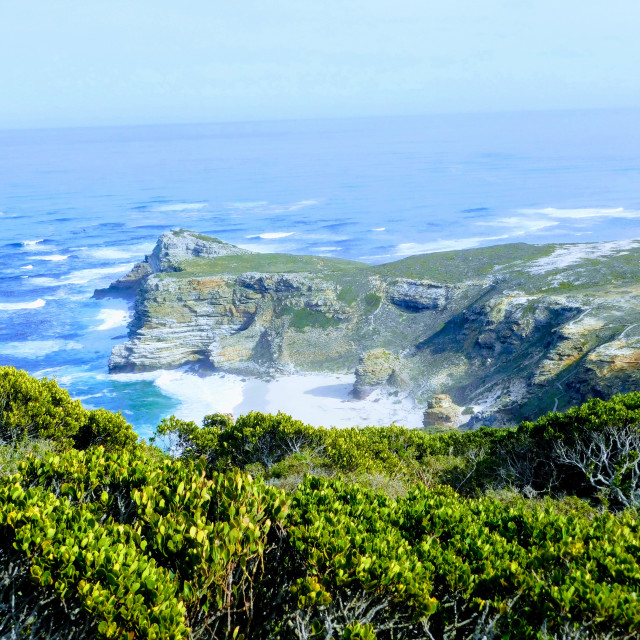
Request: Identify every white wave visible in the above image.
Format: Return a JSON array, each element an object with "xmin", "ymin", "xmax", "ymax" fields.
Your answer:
[
  {"xmin": 105, "ymin": 370, "xmax": 167, "ymax": 383},
  {"xmin": 0, "ymin": 339, "xmax": 82, "ymax": 358},
  {"xmin": 225, "ymin": 201, "xmax": 268, "ymax": 209},
  {"xmin": 371, "ymin": 227, "xmax": 386, "ymax": 231},
  {"xmin": 226, "ymin": 200, "xmax": 318, "ymax": 213},
  {"xmin": 518, "ymin": 207, "xmax": 640, "ymax": 219},
  {"xmin": 288, "ymin": 200, "xmax": 318, "ymax": 210},
  {"xmin": 152, "ymin": 202, "xmax": 207, "ymax": 212},
  {"xmin": 0, "ymin": 298, "xmax": 46, "ymax": 311},
  {"xmin": 105, "ymin": 369, "xmax": 244, "ymax": 421},
  {"xmin": 20, "ymin": 265, "xmax": 33, "ymax": 270},
  {"xmin": 33, "ymin": 254, "xmax": 69, "ymax": 261},
  {"xmin": 395, "ymin": 234, "xmax": 509, "ymax": 256},
  {"xmin": 21, "ymin": 239, "xmax": 44, "ymax": 246},
  {"xmin": 153, "ymin": 371, "xmax": 245, "ymax": 421},
  {"xmin": 527, "ymin": 240, "xmax": 640, "ymax": 274},
  {"xmin": 237, "ymin": 242, "xmax": 293, "ymax": 254},
  {"xmin": 246, "ymin": 232, "xmax": 295, "ymax": 239},
  {"xmin": 30, "ymin": 264, "xmax": 132, "ymax": 287},
  {"xmin": 93, "ymin": 308, "xmax": 131, "ymax": 331},
  {"xmin": 80, "ymin": 243, "xmax": 154, "ymax": 260},
  {"xmin": 475, "ymin": 217, "xmax": 559, "ymax": 233}
]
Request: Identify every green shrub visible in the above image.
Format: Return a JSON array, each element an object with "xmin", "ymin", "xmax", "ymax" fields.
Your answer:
[
  {"xmin": 0, "ymin": 447, "xmax": 289, "ymax": 639},
  {"xmin": 487, "ymin": 393, "xmax": 640, "ymax": 508},
  {"xmin": 74, "ymin": 408, "xmax": 138, "ymax": 451},
  {"xmin": 282, "ymin": 306, "xmax": 342, "ymax": 330},
  {"xmin": 0, "ymin": 366, "xmax": 86, "ymax": 446},
  {"xmin": 0, "ymin": 366, "xmax": 138, "ymax": 453},
  {"xmin": 0, "ymin": 438, "xmax": 56, "ymax": 477},
  {"xmin": 5, "ymin": 400, "xmax": 640, "ymax": 638}
]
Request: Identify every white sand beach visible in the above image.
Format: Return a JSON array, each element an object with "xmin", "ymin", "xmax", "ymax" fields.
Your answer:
[{"xmin": 146, "ymin": 370, "xmax": 424, "ymax": 429}]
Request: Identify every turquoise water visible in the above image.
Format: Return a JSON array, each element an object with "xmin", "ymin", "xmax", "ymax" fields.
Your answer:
[{"xmin": 2, "ymin": 110, "xmax": 640, "ymax": 437}]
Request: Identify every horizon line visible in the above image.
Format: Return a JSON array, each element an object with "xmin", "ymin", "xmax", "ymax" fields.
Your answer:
[{"xmin": 2, "ymin": 105, "xmax": 639, "ymax": 135}]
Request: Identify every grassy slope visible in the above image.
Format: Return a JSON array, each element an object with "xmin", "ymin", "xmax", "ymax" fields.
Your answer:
[{"xmin": 159, "ymin": 235, "xmax": 640, "ymax": 298}]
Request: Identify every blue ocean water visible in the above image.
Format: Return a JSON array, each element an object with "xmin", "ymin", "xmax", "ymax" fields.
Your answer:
[{"xmin": 2, "ymin": 109, "xmax": 640, "ymax": 437}]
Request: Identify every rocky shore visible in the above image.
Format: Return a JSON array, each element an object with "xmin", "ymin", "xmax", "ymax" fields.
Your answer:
[{"xmin": 99, "ymin": 229, "xmax": 640, "ymax": 428}]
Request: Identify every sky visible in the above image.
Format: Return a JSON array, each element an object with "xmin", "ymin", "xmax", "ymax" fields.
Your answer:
[{"xmin": 1, "ymin": 0, "xmax": 639, "ymax": 128}]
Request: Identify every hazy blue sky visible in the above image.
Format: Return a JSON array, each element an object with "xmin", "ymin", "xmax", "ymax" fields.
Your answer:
[{"xmin": 1, "ymin": 0, "xmax": 639, "ymax": 128}]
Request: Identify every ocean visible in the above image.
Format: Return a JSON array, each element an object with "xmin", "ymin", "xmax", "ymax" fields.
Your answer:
[{"xmin": 2, "ymin": 109, "xmax": 640, "ymax": 438}]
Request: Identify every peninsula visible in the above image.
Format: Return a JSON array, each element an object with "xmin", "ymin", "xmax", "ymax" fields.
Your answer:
[{"xmin": 99, "ymin": 229, "xmax": 640, "ymax": 427}]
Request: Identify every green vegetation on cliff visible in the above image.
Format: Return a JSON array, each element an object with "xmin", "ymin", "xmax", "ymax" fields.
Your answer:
[{"xmin": 2, "ymin": 366, "xmax": 640, "ymax": 639}]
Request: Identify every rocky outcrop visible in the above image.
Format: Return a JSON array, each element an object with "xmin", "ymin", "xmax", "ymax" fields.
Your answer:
[
  {"xmin": 147, "ymin": 229, "xmax": 251, "ymax": 272},
  {"xmin": 386, "ymin": 280, "xmax": 455, "ymax": 312},
  {"xmin": 353, "ymin": 349, "xmax": 406, "ymax": 398},
  {"xmin": 422, "ymin": 395, "xmax": 464, "ymax": 429},
  {"xmin": 95, "ymin": 229, "xmax": 250, "ymax": 298},
  {"xmin": 95, "ymin": 260, "xmax": 153, "ymax": 297},
  {"xmin": 102, "ymin": 231, "xmax": 640, "ymax": 427}
]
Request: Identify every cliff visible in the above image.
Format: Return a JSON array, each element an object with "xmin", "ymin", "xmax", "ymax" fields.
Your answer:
[{"xmin": 101, "ymin": 229, "xmax": 640, "ymax": 427}]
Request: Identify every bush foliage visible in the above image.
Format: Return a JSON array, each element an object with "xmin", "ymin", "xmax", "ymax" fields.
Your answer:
[
  {"xmin": 158, "ymin": 394, "xmax": 640, "ymax": 510},
  {"xmin": 0, "ymin": 366, "xmax": 138, "ymax": 452},
  {"xmin": 3, "ymin": 367, "xmax": 640, "ymax": 638}
]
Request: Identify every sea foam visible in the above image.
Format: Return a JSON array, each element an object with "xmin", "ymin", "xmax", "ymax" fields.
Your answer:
[
  {"xmin": 0, "ymin": 340, "xmax": 82, "ymax": 358},
  {"xmin": 0, "ymin": 298, "xmax": 46, "ymax": 311},
  {"xmin": 520, "ymin": 207, "xmax": 640, "ymax": 220},
  {"xmin": 30, "ymin": 264, "xmax": 132, "ymax": 287},
  {"xmin": 152, "ymin": 202, "xmax": 207, "ymax": 212},
  {"xmin": 33, "ymin": 254, "xmax": 69, "ymax": 261},
  {"xmin": 81, "ymin": 244, "xmax": 154, "ymax": 261},
  {"xmin": 246, "ymin": 232, "xmax": 295, "ymax": 239},
  {"xmin": 93, "ymin": 308, "xmax": 131, "ymax": 331}
]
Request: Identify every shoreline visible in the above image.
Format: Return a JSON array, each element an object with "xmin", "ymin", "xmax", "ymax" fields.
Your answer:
[{"xmin": 111, "ymin": 368, "xmax": 425, "ymax": 430}]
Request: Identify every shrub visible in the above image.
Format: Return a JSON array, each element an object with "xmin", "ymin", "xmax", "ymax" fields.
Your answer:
[
  {"xmin": 489, "ymin": 393, "xmax": 640, "ymax": 508},
  {"xmin": 5, "ymin": 395, "xmax": 640, "ymax": 638},
  {"xmin": 74, "ymin": 408, "xmax": 138, "ymax": 451},
  {"xmin": 0, "ymin": 366, "xmax": 86, "ymax": 446}
]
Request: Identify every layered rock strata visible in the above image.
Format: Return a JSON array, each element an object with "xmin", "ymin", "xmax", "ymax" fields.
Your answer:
[{"xmin": 102, "ymin": 231, "xmax": 640, "ymax": 427}]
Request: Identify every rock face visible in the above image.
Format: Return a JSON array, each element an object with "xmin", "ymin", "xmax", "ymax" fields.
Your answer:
[
  {"xmin": 102, "ymin": 232, "xmax": 640, "ymax": 427},
  {"xmin": 423, "ymin": 395, "xmax": 463, "ymax": 429},
  {"xmin": 353, "ymin": 349, "xmax": 406, "ymax": 398},
  {"xmin": 95, "ymin": 229, "xmax": 250, "ymax": 297},
  {"xmin": 147, "ymin": 229, "xmax": 251, "ymax": 272},
  {"xmin": 386, "ymin": 280, "xmax": 455, "ymax": 312}
]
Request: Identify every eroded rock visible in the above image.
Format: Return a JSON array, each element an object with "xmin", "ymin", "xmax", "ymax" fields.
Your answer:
[
  {"xmin": 422, "ymin": 394, "xmax": 463, "ymax": 428},
  {"xmin": 385, "ymin": 279, "xmax": 454, "ymax": 312},
  {"xmin": 353, "ymin": 349, "xmax": 406, "ymax": 398}
]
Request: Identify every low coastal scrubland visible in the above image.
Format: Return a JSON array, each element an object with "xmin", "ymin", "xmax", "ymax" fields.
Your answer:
[{"xmin": 2, "ymin": 366, "xmax": 640, "ymax": 639}]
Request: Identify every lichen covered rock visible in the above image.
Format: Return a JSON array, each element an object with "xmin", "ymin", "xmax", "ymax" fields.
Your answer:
[
  {"xmin": 353, "ymin": 349, "xmax": 406, "ymax": 399},
  {"xmin": 422, "ymin": 394, "xmax": 463, "ymax": 429}
]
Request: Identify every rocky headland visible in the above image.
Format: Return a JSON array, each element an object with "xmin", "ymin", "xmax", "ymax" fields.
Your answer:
[{"xmin": 98, "ymin": 229, "xmax": 640, "ymax": 428}]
